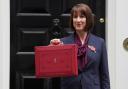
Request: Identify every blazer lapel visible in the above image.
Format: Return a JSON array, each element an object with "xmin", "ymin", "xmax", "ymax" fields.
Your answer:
[{"xmin": 85, "ymin": 34, "xmax": 96, "ymax": 69}]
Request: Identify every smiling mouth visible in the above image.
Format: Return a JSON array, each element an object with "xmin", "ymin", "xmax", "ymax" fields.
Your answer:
[{"xmin": 76, "ymin": 24, "xmax": 82, "ymax": 27}]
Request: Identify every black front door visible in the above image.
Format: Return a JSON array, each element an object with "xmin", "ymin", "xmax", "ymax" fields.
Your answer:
[{"xmin": 10, "ymin": 0, "xmax": 105, "ymax": 89}]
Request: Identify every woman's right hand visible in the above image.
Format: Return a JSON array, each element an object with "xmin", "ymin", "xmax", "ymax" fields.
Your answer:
[{"xmin": 49, "ymin": 39, "xmax": 63, "ymax": 46}]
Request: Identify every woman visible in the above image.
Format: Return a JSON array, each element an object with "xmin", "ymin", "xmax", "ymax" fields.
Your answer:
[{"xmin": 50, "ymin": 3, "xmax": 110, "ymax": 89}]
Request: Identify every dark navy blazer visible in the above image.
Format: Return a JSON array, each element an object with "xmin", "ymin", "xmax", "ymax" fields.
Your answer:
[{"xmin": 60, "ymin": 33, "xmax": 110, "ymax": 89}]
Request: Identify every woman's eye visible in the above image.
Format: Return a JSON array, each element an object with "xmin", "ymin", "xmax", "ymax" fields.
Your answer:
[
  {"xmin": 73, "ymin": 16, "xmax": 77, "ymax": 18},
  {"xmin": 80, "ymin": 15, "xmax": 85, "ymax": 18}
]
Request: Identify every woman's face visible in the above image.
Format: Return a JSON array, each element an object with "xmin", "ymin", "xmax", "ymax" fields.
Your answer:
[{"xmin": 73, "ymin": 12, "xmax": 86, "ymax": 32}]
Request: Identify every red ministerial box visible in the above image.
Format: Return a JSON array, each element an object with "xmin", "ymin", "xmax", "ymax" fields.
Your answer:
[{"xmin": 35, "ymin": 44, "xmax": 78, "ymax": 78}]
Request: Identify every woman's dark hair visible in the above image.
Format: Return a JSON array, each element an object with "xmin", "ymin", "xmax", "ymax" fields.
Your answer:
[{"xmin": 70, "ymin": 3, "xmax": 94, "ymax": 32}]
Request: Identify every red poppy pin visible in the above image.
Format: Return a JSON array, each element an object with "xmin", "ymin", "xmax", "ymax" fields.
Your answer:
[{"xmin": 88, "ymin": 45, "xmax": 96, "ymax": 53}]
